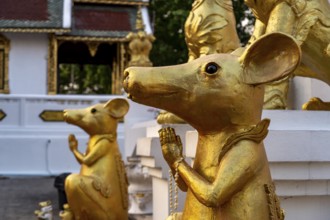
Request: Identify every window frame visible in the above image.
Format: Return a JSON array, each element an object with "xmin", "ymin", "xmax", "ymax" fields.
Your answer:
[
  {"xmin": 0, "ymin": 34, "xmax": 10, "ymax": 94},
  {"xmin": 47, "ymin": 34, "xmax": 129, "ymax": 94}
]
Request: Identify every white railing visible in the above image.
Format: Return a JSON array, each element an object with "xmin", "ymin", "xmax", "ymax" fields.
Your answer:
[{"xmin": 0, "ymin": 94, "xmax": 155, "ymax": 175}]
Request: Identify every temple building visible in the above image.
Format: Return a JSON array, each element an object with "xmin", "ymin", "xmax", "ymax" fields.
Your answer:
[
  {"xmin": 0, "ymin": 0, "xmax": 155, "ymax": 174},
  {"xmin": 0, "ymin": 0, "xmax": 151, "ymax": 95}
]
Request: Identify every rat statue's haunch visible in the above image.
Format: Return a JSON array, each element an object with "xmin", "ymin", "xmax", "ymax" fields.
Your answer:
[{"xmin": 123, "ymin": 33, "xmax": 301, "ymax": 220}]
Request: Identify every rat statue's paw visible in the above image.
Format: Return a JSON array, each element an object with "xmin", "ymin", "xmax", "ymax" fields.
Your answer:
[
  {"xmin": 158, "ymin": 127, "xmax": 183, "ymax": 168},
  {"xmin": 68, "ymin": 134, "xmax": 78, "ymax": 152}
]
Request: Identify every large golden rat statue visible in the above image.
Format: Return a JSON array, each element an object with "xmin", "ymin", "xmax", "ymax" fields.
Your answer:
[
  {"xmin": 62, "ymin": 98, "xmax": 129, "ymax": 220},
  {"xmin": 123, "ymin": 32, "xmax": 301, "ymax": 220}
]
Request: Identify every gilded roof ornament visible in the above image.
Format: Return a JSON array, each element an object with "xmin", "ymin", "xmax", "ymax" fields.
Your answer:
[{"xmin": 126, "ymin": 6, "xmax": 155, "ymax": 67}]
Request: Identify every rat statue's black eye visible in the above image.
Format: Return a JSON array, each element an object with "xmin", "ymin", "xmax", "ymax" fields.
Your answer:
[
  {"xmin": 91, "ymin": 108, "xmax": 97, "ymax": 114},
  {"xmin": 205, "ymin": 62, "xmax": 219, "ymax": 75}
]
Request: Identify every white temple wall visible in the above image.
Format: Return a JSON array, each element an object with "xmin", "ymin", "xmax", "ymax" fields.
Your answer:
[
  {"xmin": 4, "ymin": 33, "xmax": 48, "ymax": 95},
  {"xmin": 0, "ymin": 94, "xmax": 155, "ymax": 175}
]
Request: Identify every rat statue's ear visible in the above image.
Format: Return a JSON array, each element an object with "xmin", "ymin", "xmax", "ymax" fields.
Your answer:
[
  {"xmin": 104, "ymin": 98, "xmax": 129, "ymax": 119},
  {"xmin": 239, "ymin": 32, "xmax": 301, "ymax": 85}
]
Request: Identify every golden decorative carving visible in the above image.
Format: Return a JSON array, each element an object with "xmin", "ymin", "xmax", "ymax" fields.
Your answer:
[
  {"xmin": 63, "ymin": 98, "xmax": 129, "ymax": 220},
  {"xmin": 0, "ymin": 28, "xmax": 70, "ymax": 33},
  {"xmin": 0, "ymin": 109, "xmax": 6, "ymax": 121},
  {"xmin": 135, "ymin": 6, "xmax": 145, "ymax": 31},
  {"xmin": 73, "ymin": 0, "xmax": 149, "ymax": 6},
  {"xmin": 124, "ymin": 32, "xmax": 301, "ymax": 219},
  {"xmin": 126, "ymin": 8, "xmax": 155, "ymax": 67},
  {"xmin": 55, "ymin": 36, "xmax": 128, "ymax": 43},
  {"xmin": 302, "ymin": 97, "xmax": 330, "ymax": 110},
  {"xmin": 111, "ymin": 42, "xmax": 128, "ymax": 94},
  {"xmin": 157, "ymin": 0, "xmax": 240, "ymax": 124},
  {"xmin": 264, "ymin": 184, "xmax": 285, "ymax": 220},
  {"xmin": 185, "ymin": 0, "xmax": 240, "ymax": 61},
  {"xmin": 246, "ymin": 0, "xmax": 330, "ymax": 109},
  {"xmin": 86, "ymin": 42, "xmax": 100, "ymax": 57},
  {"xmin": 47, "ymin": 34, "xmax": 58, "ymax": 95},
  {"xmin": 0, "ymin": 34, "xmax": 10, "ymax": 94},
  {"xmin": 39, "ymin": 110, "xmax": 64, "ymax": 122}
]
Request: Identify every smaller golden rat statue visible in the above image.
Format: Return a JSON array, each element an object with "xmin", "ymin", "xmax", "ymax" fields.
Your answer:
[{"xmin": 63, "ymin": 98, "xmax": 129, "ymax": 220}]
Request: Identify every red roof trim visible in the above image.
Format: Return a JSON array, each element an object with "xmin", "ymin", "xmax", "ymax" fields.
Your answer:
[
  {"xmin": 74, "ymin": 8, "xmax": 132, "ymax": 31},
  {"xmin": 0, "ymin": 0, "xmax": 49, "ymax": 21}
]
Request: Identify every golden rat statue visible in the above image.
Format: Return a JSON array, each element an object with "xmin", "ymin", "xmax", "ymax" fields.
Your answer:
[
  {"xmin": 63, "ymin": 98, "xmax": 129, "ymax": 220},
  {"xmin": 123, "ymin": 32, "xmax": 301, "ymax": 220}
]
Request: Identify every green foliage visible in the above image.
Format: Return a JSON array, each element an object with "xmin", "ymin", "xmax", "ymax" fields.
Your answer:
[
  {"xmin": 232, "ymin": 0, "xmax": 255, "ymax": 45},
  {"xmin": 149, "ymin": 0, "xmax": 255, "ymax": 66},
  {"xmin": 149, "ymin": 0, "xmax": 193, "ymax": 66},
  {"xmin": 58, "ymin": 64, "xmax": 112, "ymax": 94}
]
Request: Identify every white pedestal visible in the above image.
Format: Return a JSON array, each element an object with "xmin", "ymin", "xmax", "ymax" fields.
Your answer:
[{"xmin": 131, "ymin": 122, "xmax": 193, "ymax": 220}]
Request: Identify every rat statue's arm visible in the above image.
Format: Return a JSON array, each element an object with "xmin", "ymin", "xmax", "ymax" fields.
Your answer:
[
  {"xmin": 159, "ymin": 128, "xmax": 188, "ymax": 192},
  {"xmin": 159, "ymin": 128, "xmax": 261, "ymax": 207},
  {"xmin": 68, "ymin": 134, "xmax": 83, "ymax": 164},
  {"xmin": 68, "ymin": 134, "xmax": 107, "ymax": 166}
]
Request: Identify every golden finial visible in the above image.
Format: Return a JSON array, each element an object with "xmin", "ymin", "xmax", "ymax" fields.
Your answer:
[
  {"xmin": 126, "ymin": 5, "xmax": 155, "ymax": 67},
  {"xmin": 135, "ymin": 6, "xmax": 144, "ymax": 31}
]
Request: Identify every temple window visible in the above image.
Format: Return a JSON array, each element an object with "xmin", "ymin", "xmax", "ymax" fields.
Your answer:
[
  {"xmin": 48, "ymin": 35, "xmax": 128, "ymax": 95},
  {"xmin": 57, "ymin": 41, "xmax": 115, "ymax": 94}
]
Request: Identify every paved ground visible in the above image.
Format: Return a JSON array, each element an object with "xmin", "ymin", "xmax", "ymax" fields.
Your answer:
[
  {"xmin": 0, "ymin": 176, "xmax": 59, "ymax": 220},
  {"xmin": 0, "ymin": 176, "xmax": 152, "ymax": 220}
]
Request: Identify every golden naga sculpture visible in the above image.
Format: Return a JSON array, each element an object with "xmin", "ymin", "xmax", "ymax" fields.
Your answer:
[
  {"xmin": 185, "ymin": 0, "xmax": 240, "ymax": 61},
  {"xmin": 157, "ymin": 0, "xmax": 241, "ymax": 124},
  {"xmin": 302, "ymin": 97, "xmax": 330, "ymax": 110},
  {"xmin": 63, "ymin": 98, "xmax": 130, "ymax": 220},
  {"xmin": 126, "ymin": 8, "xmax": 155, "ymax": 67},
  {"xmin": 124, "ymin": 32, "xmax": 301, "ymax": 220},
  {"xmin": 245, "ymin": 0, "xmax": 330, "ymax": 109}
]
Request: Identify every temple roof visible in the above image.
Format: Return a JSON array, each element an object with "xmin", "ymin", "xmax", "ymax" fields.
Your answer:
[
  {"xmin": 0, "ymin": 0, "xmax": 147, "ymax": 37},
  {"xmin": 0, "ymin": 0, "xmax": 65, "ymax": 32},
  {"xmin": 67, "ymin": 4, "xmax": 137, "ymax": 38}
]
